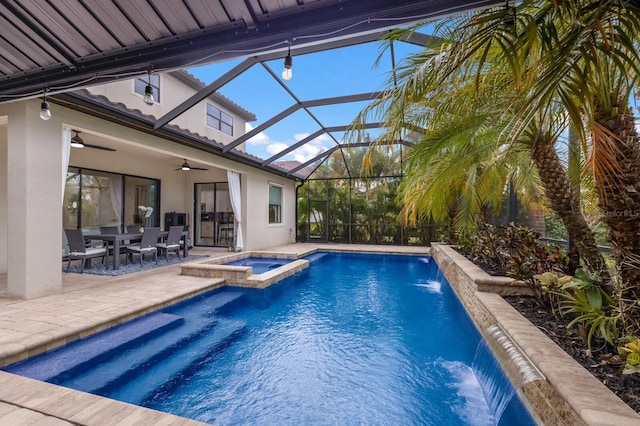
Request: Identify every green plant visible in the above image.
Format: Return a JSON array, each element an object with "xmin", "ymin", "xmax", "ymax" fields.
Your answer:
[
  {"xmin": 559, "ymin": 269, "xmax": 619, "ymax": 351},
  {"xmin": 618, "ymin": 337, "xmax": 640, "ymax": 375},
  {"xmin": 532, "ymin": 271, "xmax": 572, "ymax": 311},
  {"xmin": 456, "ymin": 222, "xmax": 573, "ymax": 283}
]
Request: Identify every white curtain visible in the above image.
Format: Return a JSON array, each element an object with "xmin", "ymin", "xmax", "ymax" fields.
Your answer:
[
  {"xmin": 109, "ymin": 175, "xmax": 123, "ymax": 225},
  {"xmin": 61, "ymin": 127, "xmax": 71, "ymax": 207},
  {"xmin": 227, "ymin": 170, "xmax": 243, "ymax": 250}
]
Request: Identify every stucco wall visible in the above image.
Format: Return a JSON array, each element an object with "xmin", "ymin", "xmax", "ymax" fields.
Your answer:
[
  {"xmin": 85, "ymin": 73, "xmax": 246, "ymax": 145},
  {"xmin": 0, "ymin": 122, "xmax": 6, "ymax": 274},
  {"xmin": 0, "ymin": 98, "xmax": 294, "ymax": 252},
  {"xmin": 243, "ymin": 172, "xmax": 297, "ymax": 250}
]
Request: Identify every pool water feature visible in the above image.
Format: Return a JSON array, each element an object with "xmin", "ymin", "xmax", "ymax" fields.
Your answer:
[
  {"xmin": 223, "ymin": 256, "xmax": 293, "ymax": 274},
  {"xmin": 4, "ymin": 252, "xmax": 536, "ymax": 425}
]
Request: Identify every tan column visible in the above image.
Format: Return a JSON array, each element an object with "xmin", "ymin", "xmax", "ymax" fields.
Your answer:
[
  {"xmin": 0, "ymin": 121, "xmax": 7, "ymax": 274},
  {"xmin": 6, "ymin": 101, "xmax": 62, "ymax": 298}
]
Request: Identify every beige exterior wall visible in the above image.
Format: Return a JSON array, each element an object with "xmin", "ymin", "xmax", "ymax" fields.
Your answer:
[
  {"xmin": 60, "ymin": 103, "xmax": 294, "ymax": 250},
  {"xmin": 0, "ymin": 84, "xmax": 295, "ymax": 298},
  {"xmin": 0, "ymin": 121, "xmax": 7, "ymax": 274},
  {"xmin": 243, "ymin": 170, "xmax": 297, "ymax": 250},
  {"xmin": 85, "ymin": 72, "xmax": 247, "ymax": 145}
]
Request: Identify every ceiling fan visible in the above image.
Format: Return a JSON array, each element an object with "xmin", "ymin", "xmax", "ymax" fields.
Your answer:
[
  {"xmin": 70, "ymin": 130, "xmax": 116, "ymax": 151},
  {"xmin": 175, "ymin": 159, "xmax": 208, "ymax": 171}
]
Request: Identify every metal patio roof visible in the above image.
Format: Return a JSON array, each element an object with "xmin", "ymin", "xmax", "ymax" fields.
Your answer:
[{"xmin": 0, "ymin": 0, "xmax": 500, "ymax": 102}]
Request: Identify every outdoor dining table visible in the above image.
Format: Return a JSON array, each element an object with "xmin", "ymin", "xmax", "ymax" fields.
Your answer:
[{"xmin": 86, "ymin": 230, "xmax": 189, "ymax": 270}]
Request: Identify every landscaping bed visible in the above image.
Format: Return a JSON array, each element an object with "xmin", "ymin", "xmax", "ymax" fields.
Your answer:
[{"xmin": 504, "ymin": 294, "xmax": 640, "ymax": 413}]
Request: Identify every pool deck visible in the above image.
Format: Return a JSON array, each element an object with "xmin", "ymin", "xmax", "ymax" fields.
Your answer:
[
  {"xmin": 0, "ymin": 243, "xmax": 637, "ymax": 425},
  {"xmin": 0, "ymin": 244, "xmax": 429, "ymax": 425}
]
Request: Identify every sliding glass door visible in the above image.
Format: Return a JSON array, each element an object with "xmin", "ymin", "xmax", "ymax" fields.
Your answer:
[
  {"xmin": 63, "ymin": 167, "xmax": 159, "ymax": 233},
  {"xmin": 194, "ymin": 182, "xmax": 233, "ymax": 247}
]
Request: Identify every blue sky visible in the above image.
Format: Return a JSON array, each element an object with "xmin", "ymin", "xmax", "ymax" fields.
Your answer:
[{"xmin": 188, "ymin": 38, "xmax": 423, "ymax": 163}]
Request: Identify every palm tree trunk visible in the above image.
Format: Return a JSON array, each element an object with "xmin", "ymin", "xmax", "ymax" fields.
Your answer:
[
  {"xmin": 530, "ymin": 141, "xmax": 611, "ymax": 288},
  {"xmin": 593, "ymin": 107, "xmax": 640, "ymax": 331}
]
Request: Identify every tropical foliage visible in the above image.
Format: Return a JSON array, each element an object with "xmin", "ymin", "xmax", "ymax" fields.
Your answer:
[{"xmin": 352, "ymin": 0, "xmax": 640, "ymax": 334}]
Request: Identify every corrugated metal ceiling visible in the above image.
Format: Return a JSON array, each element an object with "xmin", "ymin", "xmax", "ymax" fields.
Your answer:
[{"xmin": 0, "ymin": 0, "xmax": 500, "ymax": 102}]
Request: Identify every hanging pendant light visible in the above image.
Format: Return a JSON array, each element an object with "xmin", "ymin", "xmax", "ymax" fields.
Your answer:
[
  {"xmin": 143, "ymin": 71, "xmax": 154, "ymax": 105},
  {"xmin": 40, "ymin": 89, "xmax": 51, "ymax": 120},
  {"xmin": 282, "ymin": 46, "xmax": 293, "ymax": 81}
]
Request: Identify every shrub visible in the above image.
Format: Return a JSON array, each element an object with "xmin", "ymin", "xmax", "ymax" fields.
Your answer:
[{"xmin": 457, "ymin": 223, "xmax": 573, "ymax": 301}]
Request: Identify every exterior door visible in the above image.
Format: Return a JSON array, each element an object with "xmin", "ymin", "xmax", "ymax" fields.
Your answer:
[{"xmin": 194, "ymin": 182, "xmax": 233, "ymax": 247}]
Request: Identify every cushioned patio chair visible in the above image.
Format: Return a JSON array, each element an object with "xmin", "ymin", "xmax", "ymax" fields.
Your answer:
[
  {"xmin": 157, "ymin": 225, "xmax": 183, "ymax": 261},
  {"xmin": 179, "ymin": 225, "xmax": 192, "ymax": 252},
  {"xmin": 64, "ymin": 228, "xmax": 107, "ymax": 273},
  {"xmin": 125, "ymin": 227, "xmax": 160, "ymax": 265},
  {"xmin": 99, "ymin": 225, "xmax": 120, "ymax": 234}
]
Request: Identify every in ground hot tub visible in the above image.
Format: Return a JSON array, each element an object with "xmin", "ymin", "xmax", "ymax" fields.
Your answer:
[
  {"xmin": 180, "ymin": 251, "xmax": 309, "ymax": 288},
  {"xmin": 223, "ymin": 257, "xmax": 293, "ymax": 274}
]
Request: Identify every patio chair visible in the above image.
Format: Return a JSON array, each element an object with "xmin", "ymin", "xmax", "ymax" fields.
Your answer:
[
  {"xmin": 157, "ymin": 226, "xmax": 183, "ymax": 261},
  {"xmin": 64, "ymin": 228, "xmax": 107, "ymax": 273},
  {"xmin": 125, "ymin": 227, "xmax": 160, "ymax": 265},
  {"xmin": 179, "ymin": 225, "xmax": 192, "ymax": 252},
  {"xmin": 99, "ymin": 225, "xmax": 120, "ymax": 234}
]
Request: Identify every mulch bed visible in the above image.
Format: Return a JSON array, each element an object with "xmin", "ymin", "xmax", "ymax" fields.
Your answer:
[{"xmin": 503, "ymin": 295, "xmax": 640, "ymax": 413}]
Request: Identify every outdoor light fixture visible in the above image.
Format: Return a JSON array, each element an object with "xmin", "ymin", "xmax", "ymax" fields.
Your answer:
[
  {"xmin": 70, "ymin": 130, "xmax": 85, "ymax": 148},
  {"xmin": 143, "ymin": 71, "xmax": 154, "ymax": 105},
  {"xmin": 282, "ymin": 46, "xmax": 292, "ymax": 81},
  {"xmin": 40, "ymin": 90, "xmax": 51, "ymax": 120},
  {"xmin": 181, "ymin": 160, "xmax": 191, "ymax": 171}
]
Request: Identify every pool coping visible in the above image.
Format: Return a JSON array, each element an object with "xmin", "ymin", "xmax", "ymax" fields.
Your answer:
[
  {"xmin": 430, "ymin": 243, "xmax": 640, "ymax": 426},
  {"xmin": 179, "ymin": 251, "xmax": 309, "ymax": 288}
]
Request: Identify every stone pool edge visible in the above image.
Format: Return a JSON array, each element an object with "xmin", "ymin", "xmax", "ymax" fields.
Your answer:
[
  {"xmin": 431, "ymin": 243, "xmax": 640, "ymax": 426},
  {"xmin": 179, "ymin": 251, "xmax": 308, "ymax": 288}
]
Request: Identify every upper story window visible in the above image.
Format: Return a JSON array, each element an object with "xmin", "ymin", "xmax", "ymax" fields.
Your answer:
[
  {"xmin": 207, "ymin": 104, "xmax": 233, "ymax": 136},
  {"xmin": 268, "ymin": 184, "xmax": 283, "ymax": 224},
  {"xmin": 134, "ymin": 74, "xmax": 160, "ymax": 103}
]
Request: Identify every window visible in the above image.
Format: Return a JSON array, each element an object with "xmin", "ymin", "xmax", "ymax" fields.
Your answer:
[
  {"xmin": 269, "ymin": 184, "xmax": 283, "ymax": 224},
  {"xmin": 63, "ymin": 168, "xmax": 159, "ymax": 233},
  {"xmin": 207, "ymin": 103, "xmax": 233, "ymax": 136},
  {"xmin": 134, "ymin": 74, "xmax": 160, "ymax": 103}
]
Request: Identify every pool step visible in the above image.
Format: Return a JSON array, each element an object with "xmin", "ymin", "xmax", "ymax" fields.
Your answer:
[
  {"xmin": 60, "ymin": 315, "xmax": 220, "ymax": 395},
  {"xmin": 4, "ymin": 312, "xmax": 184, "ymax": 382},
  {"xmin": 168, "ymin": 288, "xmax": 246, "ymax": 318},
  {"xmin": 59, "ymin": 289, "xmax": 245, "ymax": 395},
  {"xmin": 303, "ymin": 252, "xmax": 328, "ymax": 263},
  {"xmin": 108, "ymin": 318, "xmax": 248, "ymax": 405},
  {"xmin": 205, "ymin": 289, "xmax": 246, "ymax": 315}
]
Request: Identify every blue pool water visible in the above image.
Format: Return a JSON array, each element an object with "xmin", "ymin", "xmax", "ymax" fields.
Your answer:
[
  {"xmin": 224, "ymin": 256, "xmax": 293, "ymax": 273},
  {"xmin": 4, "ymin": 252, "xmax": 536, "ymax": 425}
]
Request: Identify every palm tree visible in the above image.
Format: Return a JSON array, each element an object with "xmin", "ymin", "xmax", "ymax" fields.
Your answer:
[
  {"xmin": 362, "ymin": 0, "xmax": 640, "ymax": 326},
  {"xmin": 353, "ymin": 18, "xmax": 611, "ymax": 280},
  {"xmin": 454, "ymin": 0, "xmax": 640, "ymax": 326}
]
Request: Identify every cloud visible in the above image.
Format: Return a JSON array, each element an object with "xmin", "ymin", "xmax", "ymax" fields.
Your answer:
[
  {"xmin": 292, "ymin": 142, "xmax": 327, "ymax": 163},
  {"xmin": 289, "ymin": 133, "xmax": 330, "ymax": 162},
  {"xmin": 245, "ymin": 124, "xmax": 331, "ymax": 162},
  {"xmin": 245, "ymin": 123, "xmax": 270, "ymax": 145},
  {"xmin": 294, "ymin": 132, "xmax": 332, "ymax": 143},
  {"xmin": 266, "ymin": 143, "xmax": 289, "ymax": 155}
]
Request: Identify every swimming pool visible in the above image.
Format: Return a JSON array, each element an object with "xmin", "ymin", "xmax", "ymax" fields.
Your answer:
[{"xmin": 4, "ymin": 252, "xmax": 536, "ymax": 425}]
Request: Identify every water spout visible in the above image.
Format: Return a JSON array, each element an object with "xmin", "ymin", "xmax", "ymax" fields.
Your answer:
[
  {"xmin": 485, "ymin": 324, "xmax": 545, "ymax": 388},
  {"xmin": 472, "ymin": 324, "xmax": 544, "ymax": 424}
]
